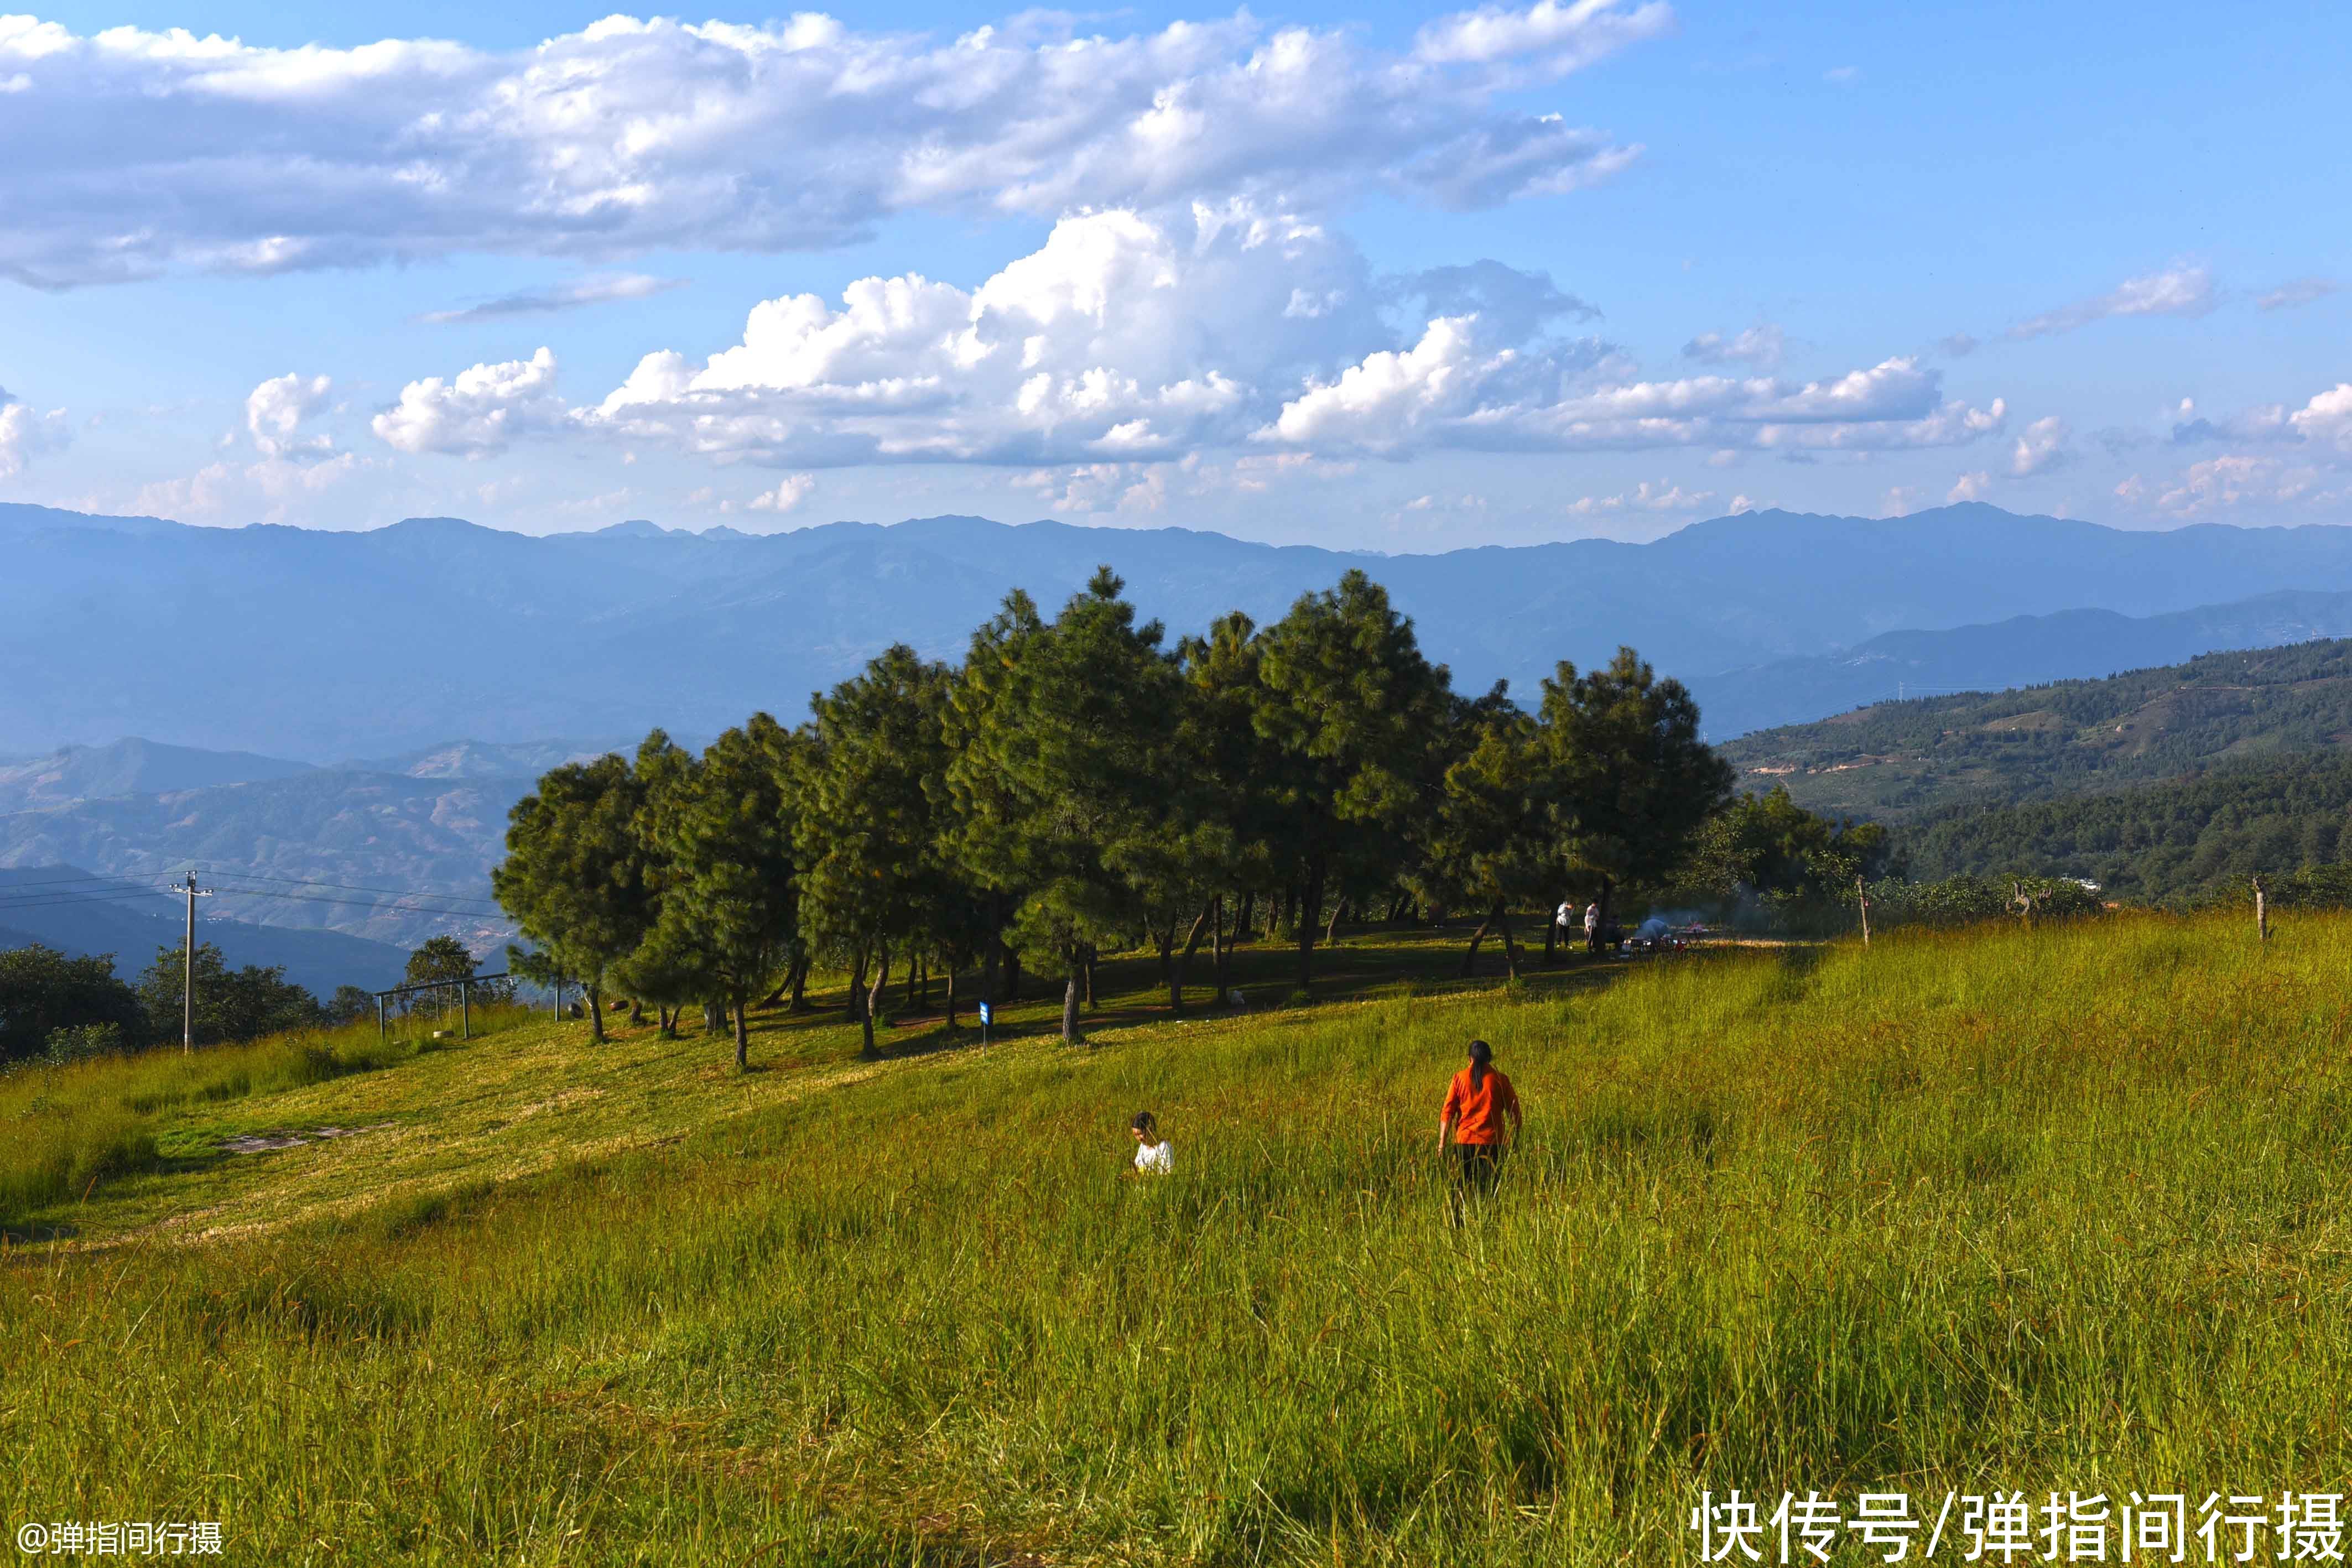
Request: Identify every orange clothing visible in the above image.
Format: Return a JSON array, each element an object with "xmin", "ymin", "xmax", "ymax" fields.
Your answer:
[{"xmin": 1442, "ymin": 1067, "xmax": 1520, "ymax": 1147}]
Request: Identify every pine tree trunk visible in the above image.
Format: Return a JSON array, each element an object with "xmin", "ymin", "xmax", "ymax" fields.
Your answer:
[
  {"xmin": 733, "ymin": 993, "xmax": 750, "ymax": 1070},
  {"xmin": 1237, "ymin": 889, "xmax": 1255, "ymax": 941},
  {"xmin": 1083, "ymin": 945, "xmax": 1097, "ymax": 1009},
  {"xmin": 1459, "ymin": 906, "xmax": 1496, "ymax": 978},
  {"xmin": 1296, "ymin": 862, "xmax": 1324, "ymax": 993},
  {"xmin": 1323, "ymin": 892, "xmax": 1344, "ymax": 949},
  {"xmin": 1543, "ymin": 903, "xmax": 1558, "ymax": 964},
  {"xmin": 787, "ymin": 954, "xmax": 809, "ymax": 1013},
  {"xmin": 944, "ymin": 968, "xmax": 959, "ymax": 1031},
  {"xmin": 1061, "ymin": 972, "xmax": 1082, "ymax": 1045},
  {"xmin": 906, "ymin": 956, "xmax": 922, "ymax": 1012},
  {"xmin": 627, "ymin": 997, "xmax": 644, "ymax": 1025},
  {"xmin": 1598, "ymin": 877, "xmax": 1615, "ymax": 950},
  {"xmin": 1498, "ymin": 905, "xmax": 1522, "ymax": 980},
  {"xmin": 1172, "ymin": 901, "xmax": 1214, "ymax": 1018},
  {"xmin": 1212, "ymin": 895, "xmax": 1229, "ymax": 998},
  {"xmin": 868, "ymin": 946, "xmax": 891, "ymax": 1038},
  {"xmin": 587, "ymin": 988, "xmax": 606, "ymax": 1044}
]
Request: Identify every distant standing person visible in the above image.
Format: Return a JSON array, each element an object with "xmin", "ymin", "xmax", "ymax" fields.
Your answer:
[
  {"xmin": 1439, "ymin": 1040, "xmax": 1521, "ymax": 1222},
  {"xmin": 1129, "ymin": 1110, "xmax": 1173, "ymax": 1175},
  {"xmin": 1583, "ymin": 900, "xmax": 1600, "ymax": 954}
]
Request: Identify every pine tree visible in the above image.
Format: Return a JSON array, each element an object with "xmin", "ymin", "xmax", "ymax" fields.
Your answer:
[
  {"xmin": 799, "ymin": 645, "xmax": 960, "ymax": 1058},
  {"xmin": 1413, "ymin": 711, "xmax": 1551, "ymax": 977},
  {"xmin": 491, "ymin": 752, "xmax": 652, "ymax": 1043},
  {"xmin": 946, "ymin": 568, "xmax": 1184, "ymax": 1043},
  {"xmin": 640, "ymin": 715, "xmax": 801, "ymax": 1070},
  {"xmin": 1253, "ymin": 570, "xmax": 1453, "ymax": 993},
  {"xmin": 1537, "ymin": 647, "xmax": 1736, "ymax": 935}
]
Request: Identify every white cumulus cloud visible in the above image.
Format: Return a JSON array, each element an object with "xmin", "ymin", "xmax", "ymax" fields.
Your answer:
[
  {"xmin": 373, "ymin": 348, "xmax": 564, "ymax": 457},
  {"xmin": 347, "ymin": 204, "xmax": 2008, "ymax": 477},
  {"xmin": 0, "ymin": 385, "xmax": 68, "ymax": 477},
  {"xmin": 585, "ymin": 204, "xmax": 1387, "ymax": 467},
  {"xmin": 2287, "ymin": 383, "xmax": 2352, "ymax": 456},
  {"xmin": 244, "ymin": 373, "xmax": 334, "ymax": 459},
  {"xmin": 0, "ymin": 4, "xmax": 1666, "ymax": 288},
  {"xmin": 1262, "ymin": 330, "xmax": 2004, "ymax": 459},
  {"xmin": 2010, "ymin": 414, "xmax": 2070, "ymax": 476},
  {"xmin": 1565, "ymin": 480, "xmax": 1717, "ymax": 514},
  {"xmin": 2116, "ymin": 454, "xmax": 2343, "ymax": 518},
  {"xmin": 746, "ymin": 475, "xmax": 814, "ymax": 513}
]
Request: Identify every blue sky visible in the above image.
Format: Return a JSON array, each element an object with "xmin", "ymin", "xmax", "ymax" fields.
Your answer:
[{"xmin": 1, "ymin": 0, "xmax": 2344, "ymax": 545}]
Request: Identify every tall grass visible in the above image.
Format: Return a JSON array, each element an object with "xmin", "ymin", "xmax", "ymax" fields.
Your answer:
[
  {"xmin": 0, "ymin": 1004, "xmax": 539, "ymax": 1233},
  {"xmin": 5, "ymin": 915, "xmax": 2350, "ymax": 1564}
]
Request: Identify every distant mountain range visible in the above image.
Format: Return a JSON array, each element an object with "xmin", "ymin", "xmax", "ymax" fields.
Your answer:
[
  {"xmin": 0, "ymin": 736, "xmax": 560, "ymax": 953},
  {"xmin": 0, "ymin": 736, "xmax": 319, "ymax": 814},
  {"xmin": 1686, "ymin": 588, "xmax": 2352, "ymax": 738},
  {"xmin": 19, "ymin": 501, "xmax": 2352, "ymax": 757},
  {"xmin": 0, "ymin": 866, "xmax": 412, "ymax": 998}
]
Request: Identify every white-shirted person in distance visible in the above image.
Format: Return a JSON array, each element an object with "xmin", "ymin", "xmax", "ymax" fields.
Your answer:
[{"xmin": 1128, "ymin": 1110, "xmax": 1172, "ymax": 1175}]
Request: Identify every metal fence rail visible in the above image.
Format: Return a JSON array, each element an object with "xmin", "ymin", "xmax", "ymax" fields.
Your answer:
[{"xmin": 370, "ymin": 971, "xmax": 513, "ymax": 1044}]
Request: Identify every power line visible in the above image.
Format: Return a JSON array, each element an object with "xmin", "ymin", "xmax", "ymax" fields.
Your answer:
[
  {"xmin": 0, "ymin": 887, "xmax": 187, "ymax": 914},
  {"xmin": 205, "ymin": 885, "xmax": 506, "ymax": 920},
  {"xmin": 0, "ymin": 864, "xmax": 507, "ymax": 922},
  {"xmin": 0, "ymin": 868, "xmax": 186, "ymax": 893},
  {"xmin": 204, "ymin": 869, "xmax": 504, "ymax": 907}
]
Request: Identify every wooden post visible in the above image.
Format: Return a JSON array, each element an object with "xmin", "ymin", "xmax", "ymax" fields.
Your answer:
[
  {"xmin": 2254, "ymin": 875, "xmax": 2270, "ymax": 941},
  {"xmin": 461, "ymin": 980, "xmax": 472, "ymax": 1040},
  {"xmin": 1856, "ymin": 876, "xmax": 1871, "ymax": 947},
  {"xmin": 377, "ymin": 994, "xmax": 387, "ymax": 1048}
]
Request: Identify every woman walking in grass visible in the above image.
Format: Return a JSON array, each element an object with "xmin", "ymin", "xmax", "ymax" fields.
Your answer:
[
  {"xmin": 1128, "ymin": 1110, "xmax": 1173, "ymax": 1175},
  {"xmin": 1440, "ymin": 1040, "xmax": 1520, "ymax": 1221}
]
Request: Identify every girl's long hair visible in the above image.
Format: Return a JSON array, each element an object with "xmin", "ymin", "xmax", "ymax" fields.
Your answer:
[
  {"xmin": 1468, "ymin": 1038, "xmax": 1493, "ymax": 1090},
  {"xmin": 1131, "ymin": 1110, "xmax": 1158, "ymax": 1139}
]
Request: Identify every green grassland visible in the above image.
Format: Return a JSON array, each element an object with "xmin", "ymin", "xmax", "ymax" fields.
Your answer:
[{"xmin": 6, "ymin": 915, "xmax": 2352, "ymax": 1564}]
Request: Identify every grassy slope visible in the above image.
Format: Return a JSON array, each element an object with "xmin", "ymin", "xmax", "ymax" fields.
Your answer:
[
  {"xmin": 1720, "ymin": 638, "xmax": 2352, "ymax": 822},
  {"xmin": 7, "ymin": 916, "xmax": 2352, "ymax": 1565}
]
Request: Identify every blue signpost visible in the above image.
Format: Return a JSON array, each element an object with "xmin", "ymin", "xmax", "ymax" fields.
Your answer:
[{"xmin": 977, "ymin": 999, "xmax": 993, "ymax": 1045}]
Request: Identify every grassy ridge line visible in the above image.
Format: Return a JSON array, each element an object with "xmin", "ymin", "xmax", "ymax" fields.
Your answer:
[{"xmin": 9, "ymin": 914, "xmax": 2352, "ymax": 1565}]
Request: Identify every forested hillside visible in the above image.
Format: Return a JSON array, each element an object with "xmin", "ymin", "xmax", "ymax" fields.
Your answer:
[
  {"xmin": 1903, "ymin": 756, "xmax": 2352, "ymax": 903},
  {"xmin": 1722, "ymin": 638, "xmax": 2352, "ymax": 821}
]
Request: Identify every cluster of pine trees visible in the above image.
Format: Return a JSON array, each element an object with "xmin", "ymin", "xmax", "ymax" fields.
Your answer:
[{"xmin": 491, "ymin": 569, "xmax": 1734, "ymax": 1063}]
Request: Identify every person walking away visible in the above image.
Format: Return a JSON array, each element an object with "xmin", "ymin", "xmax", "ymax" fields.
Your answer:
[
  {"xmin": 1439, "ymin": 1039, "xmax": 1521, "ymax": 1223},
  {"xmin": 1583, "ymin": 900, "xmax": 1600, "ymax": 954},
  {"xmin": 1128, "ymin": 1110, "xmax": 1173, "ymax": 1175}
]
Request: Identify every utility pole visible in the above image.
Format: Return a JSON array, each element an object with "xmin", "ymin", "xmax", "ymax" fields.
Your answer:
[{"xmin": 178, "ymin": 871, "xmax": 213, "ymax": 1054}]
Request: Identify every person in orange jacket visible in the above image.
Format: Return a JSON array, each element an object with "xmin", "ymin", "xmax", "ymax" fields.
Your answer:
[{"xmin": 1439, "ymin": 1038, "xmax": 1521, "ymax": 1221}]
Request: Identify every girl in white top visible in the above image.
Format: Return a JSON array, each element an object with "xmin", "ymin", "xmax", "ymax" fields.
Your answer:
[{"xmin": 1130, "ymin": 1110, "xmax": 1173, "ymax": 1174}]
